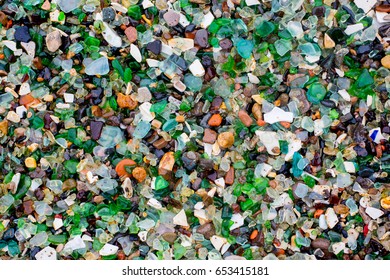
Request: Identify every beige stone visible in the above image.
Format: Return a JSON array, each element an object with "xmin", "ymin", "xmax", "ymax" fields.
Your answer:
[
  {"xmin": 6, "ymin": 111, "xmax": 20, "ymax": 123},
  {"xmin": 217, "ymin": 132, "xmax": 235, "ymax": 149},
  {"xmin": 0, "ymin": 120, "xmax": 8, "ymax": 135},
  {"xmin": 381, "ymin": 55, "xmax": 390, "ymax": 69},
  {"xmin": 380, "ymin": 196, "xmax": 390, "ymax": 210},
  {"xmin": 41, "ymin": 0, "xmax": 51, "ymax": 11},
  {"xmin": 324, "ymin": 33, "xmax": 335, "ymax": 49},
  {"xmin": 46, "ymin": 30, "xmax": 62, "ymax": 52},
  {"xmin": 25, "ymin": 157, "xmax": 37, "ymax": 169},
  {"xmin": 158, "ymin": 151, "xmax": 175, "ymax": 175}
]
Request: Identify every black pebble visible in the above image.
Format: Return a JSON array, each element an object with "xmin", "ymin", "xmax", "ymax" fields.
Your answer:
[
  {"xmin": 357, "ymin": 44, "xmax": 372, "ymax": 55},
  {"xmin": 312, "ymin": 6, "xmax": 325, "ymax": 17},
  {"xmin": 90, "ymin": 121, "xmax": 104, "ymax": 141},
  {"xmin": 102, "ymin": 7, "xmax": 116, "ymax": 22},
  {"xmin": 201, "ymin": 56, "xmax": 213, "ymax": 67},
  {"xmin": 320, "ymin": 99, "xmax": 336, "ymax": 108},
  {"xmin": 146, "ymin": 40, "xmax": 162, "ymax": 55},
  {"xmin": 354, "ymin": 145, "xmax": 368, "ymax": 157},
  {"xmin": 91, "ymin": 88, "xmax": 103, "ymax": 99},
  {"xmin": 358, "ymin": 168, "xmax": 374, "ymax": 178},
  {"xmin": 14, "ymin": 26, "xmax": 31, "ymax": 43},
  {"xmin": 327, "ymin": 28, "xmax": 346, "ymax": 44},
  {"xmin": 2, "ymin": 228, "xmax": 15, "ymax": 241},
  {"xmin": 30, "ymin": 247, "xmax": 41, "ymax": 260}
]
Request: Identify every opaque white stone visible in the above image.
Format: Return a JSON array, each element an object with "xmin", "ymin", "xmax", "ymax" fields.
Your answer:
[
  {"xmin": 344, "ymin": 23, "xmax": 364, "ymax": 35},
  {"xmin": 354, "ymin": 0, "xmax": 376, "ymax": 13},
  {"xmin": 221, "ymin": 243, "xmax": 231, "ymax": 255},
  {"xmin": 99, "ymin": 243, "xmax": 119, "ymax": 256},
  {"xmin": 11, "ymin": 173, "xmax": 21, "ymax": 192},
  {"xmin": 229, "ymin": 214, "xmax": 244, "ymax": 230},
  {"xmin": 130, "ymin": 44, "xmax": 142, "ymax": 62},
  {"xmin": 16, "ymin": 106, "xmax": 27, "ymax": 118},
  {"xmin": 360, "ymin": 196, "xmax": 369, "ymax": 208},
  {"xmin": 214, "ymin": 178, "xmax": 225, "ymax": 188},
  {"xmin": 179, "ymin": 14, "xmax": 190, "ymax": 27},
  {"xmin": 210, "ymin": 235, "xmax": 227, "ymax": 251},
  {"xmin": 6, "ymin": 111, "xmax": 20, "ymax": 123},
  {"xmin": 146, "ymin": 58, "xmax": 159, "ymax": 67},
  {"xmin": 194, "ymin": 202, "xmax": 204, "ymax": 210},
  {"xmin": 53, "ymin": 218, "xmax": 63, "ymax": 230},
  {"xmin": 264, "ymin": 107, "xmax": 294, "ymax": 124},
  {"xmin": 64, "ymin": 93, "xmax": 74, "ymax": 103},
  {"xmin": 35, "ymin": 246, "xmax": 57, "ymax": 260},
  {"xmin": 173, "ymin": 209, "xmax": 189, "ymax": 227},
  {"xmin": 245, "ymin": 0, "xmax": 260, "ymax": 6},
  {"xmin": 189, "ymin": 59, "xmax": 205, "ymax": 77},
  {"xmin": 376, "ymin": 12, "xmax": 390, "ymax": 23},
  {"xmin": 366, "ymin": 206, "xmax": 384, "ymax": 219},
  {"xmin": 194, "ymin": 209, "xmax": 208, "ymax": 221},
  {"xmin": 142, "ymin": 0, "xmax": 154, "ymax": 9},
  {"xmin": 46, "ymin": 30, "xmax": 62, "ymax": 52},
  {"xmin": 21, "ymin": 41, "xmax": 36, "ymax": 57},
  {"xmin": 137, "ymin": 87, "xmax": 152, "ymax": 102},
  {"xmin": 2, "ymin": 40, "xmax": 23, "ymax": 56}
]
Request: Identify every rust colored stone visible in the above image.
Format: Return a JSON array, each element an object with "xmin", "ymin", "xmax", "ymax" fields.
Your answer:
[
  {"xmin": 132, "ymin": 167, "xmax": 147, "ymax": 182},
  {"xmin": 208, "ymin": 114, "xmax": 222, "ymax": 127},
  {"xmin": 0, "ymin": 11, "xmax": 8, "ymax": 26},
  {"xmin": 376, "ymin": 4, "xmax": 390, "ymax": 12},
  {"xmin": 238, "ymin": 110, "xmax": 253, "ymax": 127},
  {"xmin": 203, "ymin": 128, "xmax": 217, "ymax": 144},
  {"xmin": 117, "ymin": 251, "xmax": 126, "ymax": 260},
  {"xmin": 117, "ymin": 93, "xmax": 138, "ymax": 109},
  {"xmin": 153, "ymin": 138, "xmax": 168, "ymax": 149},
  {"xmin": 125, "ymin": 26, "xmax": 137, "ymax": 43},
  {"xmin": 23, "ymin": 200, "xmax": 34, "ymax": 215},
  {"xmin": 19, "ymin": 94, "xmax": 40, "ymax": 109},
  {"xmin": 158, "ymin": 151, "xmax": 175, "ymax": 175},
  {"xmin": 225, "ymin": 166, "xmax": 234, "ymax": 185}
]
